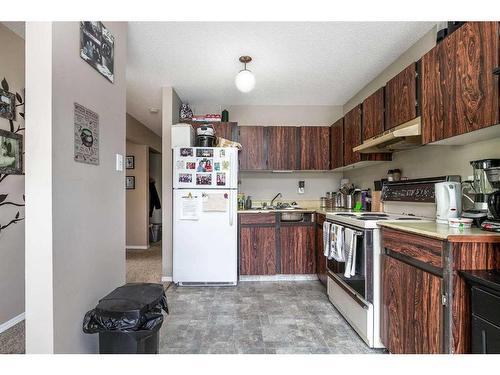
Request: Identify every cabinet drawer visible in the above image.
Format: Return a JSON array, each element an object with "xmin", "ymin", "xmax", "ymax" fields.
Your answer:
[
  {"xmin": 472, "ymin": 314, "xmax": 500, "ymax": 354},
  {"xmin": 239, "ymin": 213, "xmax": 276, "ymax": 225},
  {"xmin": 382, "ymin": 228, "xmax": 444, "ymax": 269},
  {"xmin": 472, "ymin": 287, "xmax": 500, "ymax": 327}
]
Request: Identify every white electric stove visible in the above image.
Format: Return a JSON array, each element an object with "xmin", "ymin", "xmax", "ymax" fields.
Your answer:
[{"xmin": 325, "ymin": 176, "xmax": 460, "ymax": 349}]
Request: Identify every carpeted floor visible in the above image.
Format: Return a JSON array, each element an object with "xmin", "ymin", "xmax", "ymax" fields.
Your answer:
[
  {"xmin": 126, "ymin": 242, "xmax": 163, "ymax": 284},
  {"xmin": 0, "ymin": 321, "xmax": 25, "ymax": 354}
]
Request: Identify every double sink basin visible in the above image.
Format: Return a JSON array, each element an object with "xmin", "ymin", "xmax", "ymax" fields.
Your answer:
[{"xmin": 245, "ymin": 206, "xmax": 309, "ymax": 222}]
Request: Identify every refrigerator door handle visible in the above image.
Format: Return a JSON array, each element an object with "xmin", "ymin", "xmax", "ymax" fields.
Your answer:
[{"xmin": 229, "ymin": 192, "xmax": 234, "ymax": 226}]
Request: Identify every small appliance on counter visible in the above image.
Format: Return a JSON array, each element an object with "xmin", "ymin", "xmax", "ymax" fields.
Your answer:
[
  {"xmin": 435, "ymin": 181, "xmax": 462, "ymax": 224},
  {"xmin": 195, "ymin": 125, "xmax": 216, "ymax": 147},
  {"xmin": 481, "ymin": 166, "xmax": 500, "ymax": 232},
  {"xmin": 462, "ymin": 159, "xmax": 500, "ymax": 226}
]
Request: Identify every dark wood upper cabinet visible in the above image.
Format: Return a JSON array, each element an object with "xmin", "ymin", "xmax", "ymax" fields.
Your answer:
[
  {"xmin": 362, "ymin": 87, "xmax": 385, "ymax": 140},
  {"xmin": 267, "ymin": 126, "xmax": 299, "ymax": 170},
  {"xmin": 385, "ymin": 63, "xmax": 418, "ymax": 130},
  {"xmin": 422, "ymin": 22, "xmax": 499, "ymax": 143},
  {"xmin": 455, "ymin": 22, "xmax": 499, "ymax": 136},
  {"xmin": 238, "ymin": 126, "xmax": 267, "ymax": 170},
  {"xmin": 280, "ymin": 225, "xmax": 315, "ymax": 274},
  {"xmin": 421, "ymin": 33, "xmax": 456, "ymax": 143},
  {"xmin": 300, "ymin": 127, "xmax": 330, "ymax": 170},
  {"xmin": 343, "ymin": 105, "xmax": 362, "ymax": 166},
  {"xmin": 330, "ymin": 118, "xmax": 344, "ymax": 169}
]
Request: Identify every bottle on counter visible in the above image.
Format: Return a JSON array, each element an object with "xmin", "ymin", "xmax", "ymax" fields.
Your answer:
[
  {"xmin": 245, "ymin": 195, "xmax": 252, "ymax": 210},
  {"xmin": 238, "ymin": 193, "xmax": 245, "ymax": 210}
]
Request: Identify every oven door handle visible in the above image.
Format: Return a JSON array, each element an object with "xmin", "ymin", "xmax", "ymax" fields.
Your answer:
[{"xmin": 328, "ymin": 271, "xmax": 369, "ymax": 310}]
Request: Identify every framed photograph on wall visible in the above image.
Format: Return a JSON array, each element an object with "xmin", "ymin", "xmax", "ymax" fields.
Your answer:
[
  {"xmin": 125, "ymin": 176, "xmax": 135, "ymax": 190},
  {"xmin": 0, "ymin": 129, "xmax": 23, "ymax": 174},
  {"xmin": 80, "ymin": 21, "xmax": 115, "ymax": 83},
  {"xmin": 125, "ymin": 155, "xmax": 135, "ymax": 169},
  {"xmin": 0, "ymin": 88, "xmax": 16, "ymax": 121}
]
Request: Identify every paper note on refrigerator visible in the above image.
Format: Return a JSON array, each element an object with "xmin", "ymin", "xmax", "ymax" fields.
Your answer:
[
  {"xmin": 202, "ymin": 193, "xmax": 227, "ymax": 212},
  {"xmin": 181, "ymin": 195, "xmax": 199, "ymax": 220}
]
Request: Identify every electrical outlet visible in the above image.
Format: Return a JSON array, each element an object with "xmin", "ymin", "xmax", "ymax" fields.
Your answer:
[{"xmin": 298, "ymin": 180, "xmax": 305, "ymax": 194}]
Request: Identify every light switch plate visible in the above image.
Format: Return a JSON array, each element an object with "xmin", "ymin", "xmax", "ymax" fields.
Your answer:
[{"xmin": 116, "ymin": 154, "xmax": 123, "ymax": 171}]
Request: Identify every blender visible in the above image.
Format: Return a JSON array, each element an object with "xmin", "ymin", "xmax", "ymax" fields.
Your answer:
[
  {"xmin": 462, "ymin": 159, "xmax": 500, "ymax": 227},
  {"xmin": 481, "ymin": 166, "xmax": 500, "ymax": 232}
]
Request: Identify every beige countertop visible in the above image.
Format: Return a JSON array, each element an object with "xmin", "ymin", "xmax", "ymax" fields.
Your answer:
[
  {"xmin": 238, "ymin": 207, "xmax": 354, "ymax": 215},
  {"xmin": 378, "ymin": 221, "xmax": 500, "ymax": 243}
]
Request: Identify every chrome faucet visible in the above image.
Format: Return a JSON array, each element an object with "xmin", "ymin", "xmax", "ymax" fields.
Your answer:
[{"xmin": 270, "ymin": 193, "xmax": 282, "ymax": 207}]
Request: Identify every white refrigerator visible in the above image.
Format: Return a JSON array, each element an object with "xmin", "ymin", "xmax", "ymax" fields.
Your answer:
[{"xmin": 172, "ymin": 147, "xmax": 238, "ymax": 285}]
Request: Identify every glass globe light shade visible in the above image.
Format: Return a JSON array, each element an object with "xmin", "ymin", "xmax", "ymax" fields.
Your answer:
[{"xmin": 235, "ymin": 69, "xmax": 255, "ymax": 93}]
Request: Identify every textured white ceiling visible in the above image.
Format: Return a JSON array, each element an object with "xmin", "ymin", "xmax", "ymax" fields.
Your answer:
[{"xmin": 136, "ymin": 22, "xmax": 432, "ymax": 135}]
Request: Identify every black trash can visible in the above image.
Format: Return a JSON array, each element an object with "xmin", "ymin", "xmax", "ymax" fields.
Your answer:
[{"xmin": 83, "ymin": 283, "xmax": 168, "ymax": 354}]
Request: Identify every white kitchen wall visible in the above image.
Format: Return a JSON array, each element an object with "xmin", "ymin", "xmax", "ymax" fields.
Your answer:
[
  {"xmin": 239, "ymin": 172, "xmax": 342, "ymax": 202},
  {"xmin": 344, "ymin": 137, "xmax": 500, "ymax": 190}
]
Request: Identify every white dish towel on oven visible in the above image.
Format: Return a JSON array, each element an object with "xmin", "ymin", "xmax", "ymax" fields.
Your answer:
[
  {"xmin": 329, "ymin": 224, "xmax": 344, "ymax": 261},
  {"xmin": 323, "ymin": 221, "xmax": 331, "ymax": 258},
  {"xmin": 343, "ymin": 228, "xmax": 358, "ymax": 278}
]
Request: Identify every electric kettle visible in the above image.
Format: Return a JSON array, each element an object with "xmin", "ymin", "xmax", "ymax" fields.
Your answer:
[{"xmin": 435, "ymin": 182, "xmax": 462, "ymax": 224}]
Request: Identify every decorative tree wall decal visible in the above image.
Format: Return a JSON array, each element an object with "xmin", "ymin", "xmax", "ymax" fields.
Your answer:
[{"xmin": 0, "ymin": 77, "xmax": 25, "ymax": 236}]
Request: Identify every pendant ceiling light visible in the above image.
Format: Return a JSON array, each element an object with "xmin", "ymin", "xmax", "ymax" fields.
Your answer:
[{"xmin": 235, "ymin": 56, "xmax": 255, "ymax": 93}]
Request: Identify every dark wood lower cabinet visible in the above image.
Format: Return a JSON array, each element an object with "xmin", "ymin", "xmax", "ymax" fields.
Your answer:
[
  {"xmin": 239, "ymin": 226, "xmax": 276, "ymax": 275},
  {"xmin": 381, "ymin": 255, "xmax": 443, "ymax": 354},
  {"xmin": 316, "ymin": 214, "xmax": 327, "ymax": 285},
  {"xmin": 280, "ymin": 225, "xmax": 315, "ymax": 274}
]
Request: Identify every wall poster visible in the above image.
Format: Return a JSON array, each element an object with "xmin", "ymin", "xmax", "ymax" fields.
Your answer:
[
  {"xmin": 74, "ymin": 102, "xmax": 99, "ymax": 165},
  {"xmin": 80, "ymin": 21, "xmax": 115, "ymax": 83}
]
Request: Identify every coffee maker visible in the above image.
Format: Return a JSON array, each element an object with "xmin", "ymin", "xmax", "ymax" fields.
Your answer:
[
  {"xmin": 462, "ymin": 159, "xmax": 500, "ymax": 226},
  {"xmin": 481, "ymin": 166, "xmax": 500, "ymax": 232}
]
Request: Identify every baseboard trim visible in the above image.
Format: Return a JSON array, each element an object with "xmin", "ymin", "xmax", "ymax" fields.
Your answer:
[
  {"xmin": 0, "ymin": 312, "xmax": 25, "ymax": 334},
  {"xmin": 239, "ymin": 274, "xmax": 319, "ymax": 282},
  {"xmin": 126, "ymin": 245, "xmax": 149, "ymax": 250},
  {"xmin": 161, "ymin": 276, "xmax": 173, "ymax": 282}
]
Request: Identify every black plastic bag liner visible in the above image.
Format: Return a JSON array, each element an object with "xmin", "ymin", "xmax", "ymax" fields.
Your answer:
[{"xmin": 83, "ymin": 283, "xmax": 168, "ymax": 334}]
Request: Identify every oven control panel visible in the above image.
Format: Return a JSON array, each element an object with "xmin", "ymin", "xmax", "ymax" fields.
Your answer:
[{"xmin": 381, "ymin": 176, "xmax": 460, "ymax": 203}]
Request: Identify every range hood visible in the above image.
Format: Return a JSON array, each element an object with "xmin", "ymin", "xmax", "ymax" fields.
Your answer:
[{"xmin": 353, "ymin": 117, "xmax": 422, "ymax": 153}]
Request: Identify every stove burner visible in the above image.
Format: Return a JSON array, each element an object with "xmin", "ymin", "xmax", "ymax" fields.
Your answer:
[
  {"xmin": 335, "ymin": 213, "xmax": 356, "ymax": 217},
  {"xmin": 396, "ymin": 217, "xmax": 422, "ymax": 221},
  {"xmin": 361, "ymin": 213, "xmax": 388, "ymax": 217}
]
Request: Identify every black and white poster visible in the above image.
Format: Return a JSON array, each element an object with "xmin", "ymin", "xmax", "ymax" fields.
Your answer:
[
  {"xmin": 74, "ymin": 102, "xmax": 99, "ymax": 165},
  {"xmin": 80, "ymin": 21, "xmax": 114, "ymax": 83}
]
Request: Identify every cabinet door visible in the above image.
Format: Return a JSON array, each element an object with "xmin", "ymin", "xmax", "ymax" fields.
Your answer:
[
  {"xmin": 385, "ymin": 63, "xmax": 417, "ymax": 130},
  {"xmin": 238, "ymin": 126, "xmax": 267, "ymax": 170},
  {"xmin": 454, "ymin": 22, "xmax": 499, "ymax": 137},
  {"xmin": 330, "ymin": 118, "xmax": 344, "ymax": 169},
  {"xmin": 422, "ymin": 33, "xmax": 457, "ymax": 143},
  {"xmin": 267, "ymin": 126, "xmax": 299, "ymax": 170},
  {"xmin": 240, "ymin": 226, "xmax": 276, "ymax": 275},
  {"xmin": 300, "ymin": 127, "xmax": 330, "ymax": 170},
  {"xmin": 381, "ymin": 255, "xmax": 443, "ymax": 354},
  {"xmin": 280, "ymin": 225, "xmax": 315, "ymax": 274},
  {"xmin": 362, "ymin": 87, "xmax": 385, "ymax": 140},
  {"xmin": 315, "ymin": 223, "xmax": 327, "ymax": 285},
  {"xmin": 343, "ymin": 105, "xmax": 362, "ymax": 166}
]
